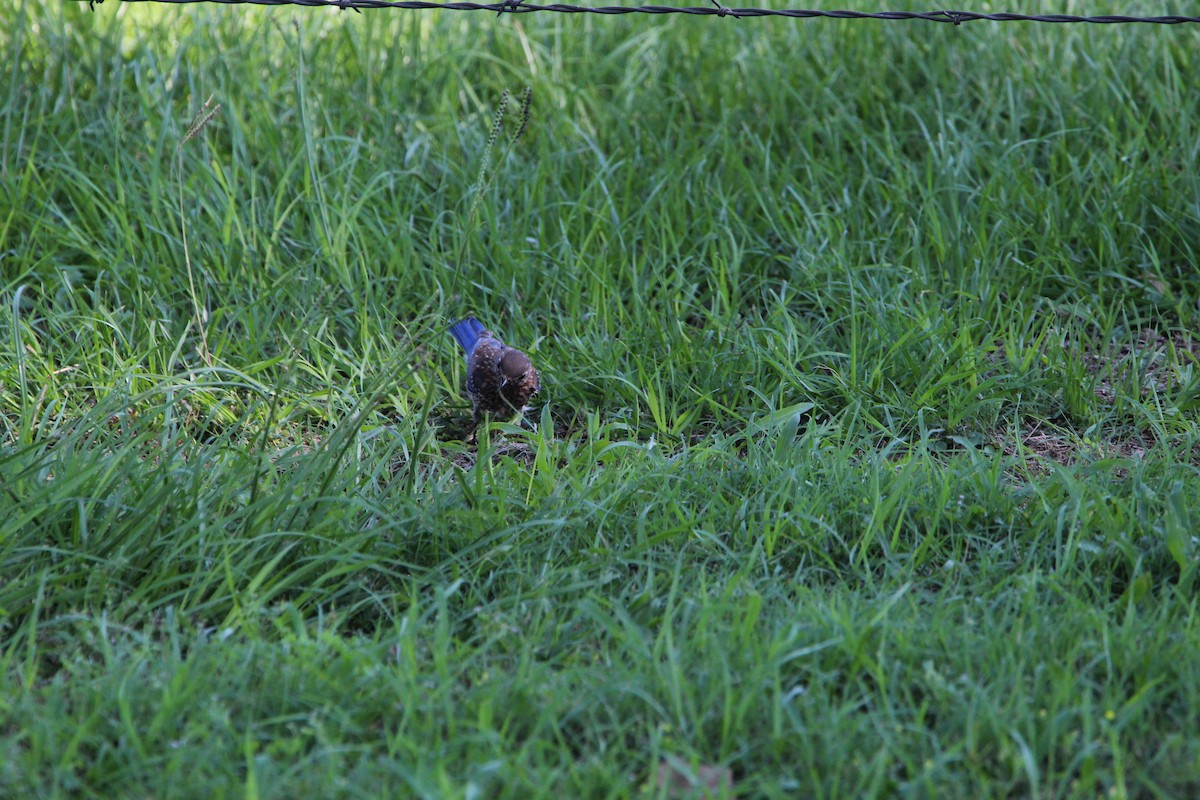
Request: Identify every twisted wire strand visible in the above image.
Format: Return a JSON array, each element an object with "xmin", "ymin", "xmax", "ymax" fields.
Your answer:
[{"xmin": 89, "ymin": 0, "xmax": 1200, "ymax": 25}]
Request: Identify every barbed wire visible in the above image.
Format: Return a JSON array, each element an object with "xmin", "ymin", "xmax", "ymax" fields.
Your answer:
[{"xmin": 89, "ymin": 0, "xmax": 1200, "ymax": 25}]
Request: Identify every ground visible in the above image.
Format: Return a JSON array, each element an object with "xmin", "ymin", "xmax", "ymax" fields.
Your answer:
[{"xmin": 2, "ymin": 1, "xmax": 1200, "ymax": 797}]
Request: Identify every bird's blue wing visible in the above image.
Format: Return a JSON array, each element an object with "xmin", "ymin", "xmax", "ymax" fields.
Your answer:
[{"xmin": 449, "ymin": 317, "xmax": 486, "ymax": 355}]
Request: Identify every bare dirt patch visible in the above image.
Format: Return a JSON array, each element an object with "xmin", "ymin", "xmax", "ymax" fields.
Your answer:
[{"xmin": 1076, "ymin": 328, "xmax": 1200, "ymax": 404}]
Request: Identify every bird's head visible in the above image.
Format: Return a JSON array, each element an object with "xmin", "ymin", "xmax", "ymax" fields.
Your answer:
[{"xmin": 498, "ymin": 349, "xmax": 534, "ymax": 385}]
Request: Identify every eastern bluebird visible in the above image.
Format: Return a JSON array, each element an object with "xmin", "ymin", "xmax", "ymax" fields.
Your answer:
[{"xmin": 449, "ymin": 316, "xmax": 540, "ymax": 426}]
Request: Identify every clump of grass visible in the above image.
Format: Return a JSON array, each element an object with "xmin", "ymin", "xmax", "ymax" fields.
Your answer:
[
  {"xmin": 2, "ymin": 1, "xmax": 1200, "ymax": 797},
  {"xmin": 177, "ymin": 93, "xmax": 222, "ymax": 367}
]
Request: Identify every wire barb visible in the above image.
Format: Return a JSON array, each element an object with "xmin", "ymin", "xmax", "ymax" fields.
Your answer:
[
  {"xmin": 495, "ymin": 0, "xmax": 521, "ymax": 16},
  {"xmin": 709, "ymin": 0, "xmax": 736, "ymax": 19}
]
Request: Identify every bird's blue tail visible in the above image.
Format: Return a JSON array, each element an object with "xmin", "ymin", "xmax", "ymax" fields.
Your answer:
[{"xmin": 449, "ymin": 317, "xmax": 486, "ymax": 354}]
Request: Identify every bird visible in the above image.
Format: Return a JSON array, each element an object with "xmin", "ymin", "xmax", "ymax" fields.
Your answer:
[{"xmin": 449, "ymin": 316, "xmax": 540, "ymax": 428}]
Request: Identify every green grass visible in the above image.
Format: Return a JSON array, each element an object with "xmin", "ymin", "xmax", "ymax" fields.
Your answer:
[{"xmin": 3, "ymin": 0, "xmax": 1200, "ymax": 796}]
